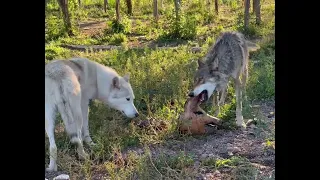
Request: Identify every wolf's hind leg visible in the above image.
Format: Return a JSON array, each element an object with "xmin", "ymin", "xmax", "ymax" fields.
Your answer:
[
  {"xmin": 58, "ymin": 93, "xmax": 89, "ymax": 160},
  {"xmin": 235, "ymin": 78, "xmax": 245, "ymax": 128},
  {"xmin": 81, "ymin": 99, "xmax": 95, "ymax": 146},
  {"xmin": 45, "ymin": 103, "xmax": 58, "ymax": 172}
]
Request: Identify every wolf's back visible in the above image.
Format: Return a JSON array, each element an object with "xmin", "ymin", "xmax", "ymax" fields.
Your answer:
[{"xmin": 216, "ymin": 31, "xmax": 260, "ymax": 52}]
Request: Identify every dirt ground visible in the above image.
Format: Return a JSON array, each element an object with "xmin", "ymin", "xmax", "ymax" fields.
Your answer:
[{"xmin": 45, "ymin": 100, "xmax": 275, "ymax": 180}]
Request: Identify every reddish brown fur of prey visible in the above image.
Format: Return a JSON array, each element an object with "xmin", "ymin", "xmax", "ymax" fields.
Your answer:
[{"xmin": 179, "ymin": 95, "xmax": 221, "ymax": 135}]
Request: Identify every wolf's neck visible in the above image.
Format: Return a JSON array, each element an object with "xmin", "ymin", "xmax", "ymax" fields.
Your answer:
[{"xmin": 95, "ymin": 63, "xmax": 119, "ymax": 101}]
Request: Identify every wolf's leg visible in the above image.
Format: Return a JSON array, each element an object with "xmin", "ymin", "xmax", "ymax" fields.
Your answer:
[
  {"xmin": 214, "ymin": 91, "xmax": 220, "ymax": 116},
  {"xmin": 242, "ymin": 63, "xmax": 248, "ymax": 101},
  {"xmin": 81, "ymin": 99, "xmax": 95, "ymax": 146},
  {"xmin": 70, "ymin": 96, "xmax": 89, "ymax": 160},
  {"xmin": 58, "ymin": 94, "xmax": 89, "ymax": 160},
  {"xmin": 45, "ymin": 104, "xmax": 57, "ymax": 172},
  {"xmin": 212, "ymin": 93, "xmax": 217, "ymax": 107},
  {"xmin": 214, "ymin": 85, "xmax": 228, "ymax": 116},
  {"xmin": 219, "ymin": 86, "xmax": 227, "ymax": 106},
  {"xmin": 235, "ymin": 78, "xmax": 245, "ymax": 128}
]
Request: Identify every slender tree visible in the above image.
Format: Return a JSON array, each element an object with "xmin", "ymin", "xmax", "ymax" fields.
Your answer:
[
  {"xmin": 104, "ymin": 0, "xmax": 108, "ymax": 12},
  {"xmin": 215, "ymin": 0, "xmax": 219, "ymax": 14},
  {"xmin": 57, "ymin": 0, "xmax": 73, "ymax": 35},
  {"xmin": 253, "ymin": 0, "xmax": 261, "ymax": 25},
  {"xmin": 125, "ymin": 0, "xmax": 133, "ymax": 16},
  {"xmin": 244, "ymin": 0, "xmax": 250, "ymax": 28},
  {"xmin": 116, "ymin": 0, "xmax": 121, "ymax": 22},
  {"xmin": 174, "ymin": 0, "xmax": 181, "ymax": 21},
  {"xmin": 153, "ymin": 0, "xmax": 159, "ymax": 22}
]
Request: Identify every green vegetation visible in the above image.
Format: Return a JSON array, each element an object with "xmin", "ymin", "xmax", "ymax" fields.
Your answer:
[{"xmin": 45, "ymin": 0, "xmax": 274, "ymax": 179}]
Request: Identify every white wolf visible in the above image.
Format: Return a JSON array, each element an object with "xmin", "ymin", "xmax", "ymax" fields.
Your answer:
[{"xmin": 45, "ymin": 57, "xmax": 139, "ymax": 172}]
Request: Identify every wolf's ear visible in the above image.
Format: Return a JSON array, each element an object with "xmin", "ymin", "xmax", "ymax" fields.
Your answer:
[
  {"xmin": 197, "ymin": 59, "xmax": 205, "ymax": 69},
  {"xmin": 112, "ymin": 76, "xmax": 120, "ymax": 89},
  {"xmin": 123, "ymin": 73, "xmax": 130, "ymax": 82}
]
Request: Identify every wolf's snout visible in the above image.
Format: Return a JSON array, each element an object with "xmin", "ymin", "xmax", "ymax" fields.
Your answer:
[
  {"xmin": 188, "ymin": 92, "xmax": 195, "ymax": 97},
  {"xmin": 135, "ymin": 113, "xmax": 139, "ymax": 117}
]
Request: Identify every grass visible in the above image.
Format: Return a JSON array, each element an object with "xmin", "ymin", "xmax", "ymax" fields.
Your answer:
[
  {"xmin": 202, "ymin": 156, "xmax": 259, "ymax": 179},
  {"xmin": 45, "ymin": 0, "xmax": 275, "ymax": 179}
]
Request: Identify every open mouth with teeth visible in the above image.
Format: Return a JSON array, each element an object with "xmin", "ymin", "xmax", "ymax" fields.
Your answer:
[
  {"xmin": 183, "ymin": 90, "xmax": 209, "ymax": 115},
  {"xmin": 179, "ymin": 89, "xmax": 221, "ymax": 135},
  {"xmin": 198, "ymin": 90, "xmax": 208, "ymax": 103}
]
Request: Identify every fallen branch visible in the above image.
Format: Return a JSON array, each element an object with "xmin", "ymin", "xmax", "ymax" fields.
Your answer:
[
  {"xmin": 60, "ymin": 44, "xmax": 203, "ymax": 53},
  {"xmin": 60, "ymin": 44, "xmax": 121, "ymax": 52}
]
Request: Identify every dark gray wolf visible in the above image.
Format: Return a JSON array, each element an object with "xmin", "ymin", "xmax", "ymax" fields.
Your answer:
[
  {"xmin": 188, "ymin": 31, "xmax": 260, "ymax": 128},
  {"xmin": 45, "ymin": 58, "xmax": 139, "ymax": 171}
]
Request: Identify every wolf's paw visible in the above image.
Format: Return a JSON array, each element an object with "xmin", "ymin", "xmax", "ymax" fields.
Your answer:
[
  {"xmin": 46, "ymin": 164, "xmax": 57, "ymax": 172},
  {"xmin": 87, "ymin": 141, "xmax": 97, "ymax": 147},
  {"xmin": 78, "ymin": 151, "xmax": 90, "ymax": 160},
  {"xmin": 84, "ymin": 136, "xmax": 96, "ymax": 147},
  {"xmin": 236, "ymin": 116, "xmax": 246, "ymax": 130}
]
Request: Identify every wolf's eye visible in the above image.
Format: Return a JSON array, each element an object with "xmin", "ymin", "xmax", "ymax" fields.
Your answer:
[{"xmin": 126, "ymin": 98, "xmax": 130, "ymax": 101}]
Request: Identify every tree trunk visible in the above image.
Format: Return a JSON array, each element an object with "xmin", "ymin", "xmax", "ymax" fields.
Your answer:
[
  {"xmin": 45, "ymin": 0, "xmax": 48, "ymax": 18},
  {"xmin": 244, "ymin": 0, "xmax": 250, "ymax": 29},
  {"xmin": 153, "ymin": 0, "xmax": 159, "ymax": 22},
  {"xmin": 57, "ymin": 0, "xmax": 73, "ymax": 36},
  {"xmin": 206, "ymin": 0, "xmax": 211, "ymax": 11},
  {"xmin": 104, "ymin": 0, "xmax": 108, "ymax": 12},
  {"xmin": 78, "ymin": 0, "xmax": 81, "ymax": 6},
  {"xmin": 116, "ymin": 0, "xmax": 121, "ymax": 22},
  {"xmin": 174, "ymin": 0, "xmax": 181, "ymax": 21},
  {"xmin": 253, "ymin": 0, "xmax": 261, "ymax": 25},
  {"xmin": 125, "ymin": 0, "xmax": 133, "ymax": 16},
  {"xmin": 215, "ymin": 0, "xmax": 219, "ymax": 14},
  {"xmin": 45, "ymin": 0, "xmax": 48, "ymax": 10}
]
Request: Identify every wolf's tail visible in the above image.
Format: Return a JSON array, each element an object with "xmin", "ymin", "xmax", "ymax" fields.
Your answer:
[{"xmin": 246, "ymin": 40, "xmax": 260, "ymax": 52}]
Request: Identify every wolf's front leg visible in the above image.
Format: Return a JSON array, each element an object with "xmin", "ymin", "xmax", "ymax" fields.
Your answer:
[
  {"xmin": 219, "ymin": 86, "xmax": 227, "ymax": 105},
  {"xmin": 242, "ymin": 64, "xmax": 248, "ymax": 101},
  {"xmin": 81, "ymin": 99, "xmax": 95, "ymax": 146},
  {"xmin": 235, "ymin": 79, "xmax": 246, "ymax": 129},
  {"xmin": 213, "ymin": 91, "xmax": 220, "ymax": 116}
]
